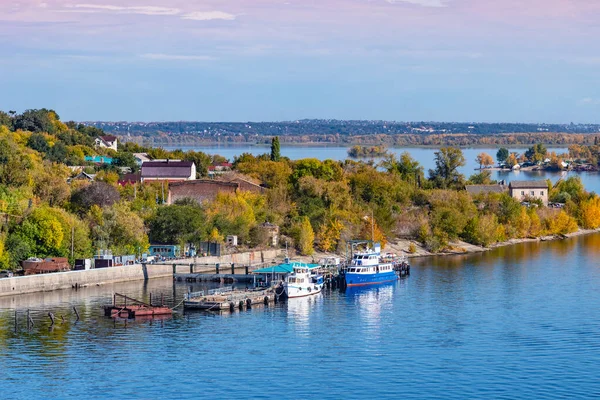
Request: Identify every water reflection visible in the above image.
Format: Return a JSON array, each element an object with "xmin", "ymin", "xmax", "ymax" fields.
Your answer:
[
  {"xmin": 286, "ymin": 295, "xmax": 322, "ymax": 337},
  {"xmin": 345, "ymin": 282, "xmax": 396, "ymax": 340}
]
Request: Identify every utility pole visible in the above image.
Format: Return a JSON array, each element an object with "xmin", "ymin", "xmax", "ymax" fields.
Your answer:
[{"xmin": 71, "ymin": 225, "xmax": 74, "ymax": 260}]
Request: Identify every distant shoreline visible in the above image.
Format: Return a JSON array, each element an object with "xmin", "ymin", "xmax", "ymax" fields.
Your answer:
[{"xmin": 153, "ymin": 141, "xmax": 571, "ymax": 150}]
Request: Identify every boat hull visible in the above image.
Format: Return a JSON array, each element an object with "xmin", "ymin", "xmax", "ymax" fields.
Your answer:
[
  {"xmin": 344, "ymin": 271, "xmax": 398, "ymax": 287},
  {"xmin": 284, "ymin": 284, "xmax": 323, "ymax": 298}
]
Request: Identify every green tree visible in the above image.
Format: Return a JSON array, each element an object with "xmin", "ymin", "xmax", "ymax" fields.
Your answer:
[
  {"xmin": 0, "ymin": 111, "xmax": 12, "ymax": 129},
  {"xmin": 148, "ymin": 202, "xmax": 207, "ymax": 245},
  {"xmin": 113, "ymin": 152, "xmax": 138, "ymax": 170},
  {"xmin": 71, "ymin": 182, "xmax": 120, "ymax": 214},
  {"xmin": 496, "ymin": 148, "xmax": 509, "ymax": 164},
  {"xmin": 270, "ymin": 136, "xmax": 281, "ymax": 162},
  {"xmin": 27, "ymin": 133, "xmax": 50, "ymax": 153},
  {"xmin": 382, "ymin": 152, "xmax": 424, "ymax": 186},
  {"xmin": 91, "ymin": 203, "xmax": 148, "ymax": 255},
  {"xmin": 13, "ymin": 109, "xmax": 59, "ymax": 133},
  {"xmin": 428, "ymin": 147, "xmax": 466, "ymax": 189}
]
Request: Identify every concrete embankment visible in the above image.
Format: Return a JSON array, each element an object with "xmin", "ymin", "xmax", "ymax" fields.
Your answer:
[
  {"xmin": 0, "ymin": 249, "xmax": 283, "ymax": 298},
  {"xmin": 0, "ymin": 264, "xmax": 173, "ymax": 298}
]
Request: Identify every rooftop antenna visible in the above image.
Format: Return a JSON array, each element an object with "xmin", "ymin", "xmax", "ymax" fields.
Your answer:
[{"xmin": 285, "ymin": 239, "xmax": 289, "ymax": 262}]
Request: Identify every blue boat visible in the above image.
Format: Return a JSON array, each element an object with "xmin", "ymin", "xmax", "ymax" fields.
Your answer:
[{"xmin": 343, "ymin": 242, "xmax": 399, "ymax": 287}]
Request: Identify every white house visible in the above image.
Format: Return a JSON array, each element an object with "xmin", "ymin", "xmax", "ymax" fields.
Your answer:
[{"xmin": 94, "ymin": 135, "xmax": 118, "ymax": 151}]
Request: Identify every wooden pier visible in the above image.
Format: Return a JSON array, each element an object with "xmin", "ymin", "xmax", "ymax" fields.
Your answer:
[{"xmin": 184, "ymin": 286, "xmax": 277, "ymax": 312}]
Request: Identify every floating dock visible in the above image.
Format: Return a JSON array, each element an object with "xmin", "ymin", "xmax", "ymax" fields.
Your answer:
[
  {"xmin": 103, "ymin": 293, "xmax": 173, "ymax": 319},
  {"xmin": 184, "ymin": 286, "xmax": 277, "ymax": 312}
]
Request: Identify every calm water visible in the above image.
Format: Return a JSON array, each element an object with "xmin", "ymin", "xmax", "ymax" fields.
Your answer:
[
  {"xmin": 2, "ymin": 234, "xmax": 600, "ymax": 399},
  {"xmin": 165, "ymin": 144, "xmax": 600, "ymax": 193}
]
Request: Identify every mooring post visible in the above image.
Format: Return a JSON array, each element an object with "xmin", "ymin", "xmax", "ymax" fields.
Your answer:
[
  {"xmin": 190, "ymin": 263, "xmax": 193, "ymax": 274},
  {"xmin": 215, "ymin": 263, "xmax": 220, "ymax": 274},
  {"xmin": 73, "ymin": 306, "xmax": 80, "ymax": 321},
  {"xmin": 27, "ymin": 309, "xmax": 33, "ymax": 330},
  {"xmin": 142, "ymin": 263, "xmax": 149, "ymax": 281},
  {"xmin": 173, "ymin": 264, "xmax": 177, "ymax": 275},
  {"xmin": 231, "ymin": 263, "xmax": 235, "ymax": 275},
  {"xmin": 149, "ymin": 293, "xmax": 153, "ymax": 306},
  {"xmin": 48, "ymin": 312, "xmax": 55, "ymax": 326},
  {"xmin": 245, "ymin": 266, "xmax": 249, "ymax": 275}
]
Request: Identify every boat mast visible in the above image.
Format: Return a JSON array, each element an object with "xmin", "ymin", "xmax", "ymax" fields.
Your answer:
[{"xmin": 371, "ymin": 209, "xmax": 374, "ymax": 244}]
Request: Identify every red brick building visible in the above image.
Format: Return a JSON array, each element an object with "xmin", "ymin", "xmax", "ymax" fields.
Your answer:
[{"xmin": 167, "ymin": 180, "xmax": 238, "ymax": 205}]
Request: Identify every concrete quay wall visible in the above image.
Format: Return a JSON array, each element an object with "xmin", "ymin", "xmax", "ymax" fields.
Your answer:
[
  {"xmin": 0, "ymin": 264, "xmax": 173, "ymax": 298},
  {"xmin": 166, "ymin": 249, "xmax": 282, "ymax": 271}
]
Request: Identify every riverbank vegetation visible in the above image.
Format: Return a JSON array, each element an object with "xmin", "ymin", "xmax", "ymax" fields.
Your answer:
[{"xmin": 2, "ymin": 109, "xmax": 600, "ymax": 270}]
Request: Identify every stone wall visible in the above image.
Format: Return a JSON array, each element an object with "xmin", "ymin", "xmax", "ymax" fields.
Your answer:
[{"xmin": 0, "ymin": 264, "xmax": 173, "ymax": 298}]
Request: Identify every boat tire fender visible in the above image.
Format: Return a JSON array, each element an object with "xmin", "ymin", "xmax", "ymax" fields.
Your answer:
[
  {"xmin": 239, "ymin": 300, "xmax": 244, "ymax": 310},
  {"xmin": 246, "ymin": 298, "xmax": 252, "ymax": 308},
  {"xmin": 264, "ymin": 296, "xmax": 269, "ymax": 305}
]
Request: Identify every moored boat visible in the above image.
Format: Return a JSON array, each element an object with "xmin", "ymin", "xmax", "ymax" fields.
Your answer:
[
  {"xmin": 283, "ymin": 262, "xmax": 324, "ymax": 298},
  {"xmin": 342, "ymin": 242, "xmax": 399, "ymax": 287}
]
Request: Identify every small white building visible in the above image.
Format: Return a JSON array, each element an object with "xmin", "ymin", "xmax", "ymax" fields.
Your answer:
[
  {"xmin": 226, "ymin": 235, "xmax": 238, "ymax": 246},
  {"xmin": 509, "ymin": 180, "xmax": 549, "ymax": 206},
  {"xmin": 94, "ymin": 135, "xmax": 118, "ymax": 151}
]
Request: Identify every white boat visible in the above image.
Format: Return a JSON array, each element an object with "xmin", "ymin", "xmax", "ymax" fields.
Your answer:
[{"xmin": 283, "ymin": 262, "xmax": 324, "ymax": 298}]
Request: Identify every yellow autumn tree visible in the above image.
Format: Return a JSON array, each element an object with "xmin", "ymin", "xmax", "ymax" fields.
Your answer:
[
  {"xmin": 0, "ymin": 235, "xmax": 10, "ymax": 269},
  {"xmin": 545, "ymin": 210, "xmax": 578, "ymax": 235},
  {"xmin": 297, "ymin": 217, "xmax": 315, "ymax": 256},
  {"xmin": 209, "ymin": 227, "xmax": 224, "ymax": 243},
  {"xmin": 475, "ymin": 152, "xmax": 494, "ymax": 169},
  {"xmin": 528, "ymin": 209, "xmax": 542, "ymax": 237},
  {"xmin": 580, "ymin": 197, "xmax": 600, "ymax": 229},
  {"xmin": 515, "ymin": 208, "xmax": 531, "ymax": 238},
  {"xmin": 316, "ymin": 219, "xmax": 344, "ymax": 252}
]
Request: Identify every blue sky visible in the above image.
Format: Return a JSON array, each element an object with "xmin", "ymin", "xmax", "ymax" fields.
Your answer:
[{"xmin": 1, "ymin": 0, "xmax": 600, "ymax": 122}]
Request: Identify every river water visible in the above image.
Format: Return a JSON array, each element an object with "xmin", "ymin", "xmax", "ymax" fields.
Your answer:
[
  {"xmin": 2, "ymin": 234, "xmax": 600, "ymax": 399},
  {"xmin": 164, "ymin": 144, "xmax": 600, "ymax": 193}
]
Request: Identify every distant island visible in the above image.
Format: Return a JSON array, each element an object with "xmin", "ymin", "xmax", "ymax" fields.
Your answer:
[
  {"xmin": 83, "ymin": 120, "xmax": 600, "ymax": 147},
  {"xmin": 348, "ymin": 145, "xmax": 388, "ymax": 158}
]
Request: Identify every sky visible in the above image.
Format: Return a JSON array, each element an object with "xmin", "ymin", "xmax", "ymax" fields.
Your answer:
[{"xmin": 1, "ymin": 0, "xmax": 600, "ymax": 123}]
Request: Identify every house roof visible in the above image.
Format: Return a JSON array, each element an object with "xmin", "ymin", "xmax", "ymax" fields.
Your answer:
[
  {"xmin": 101, "ymin": 135, "xmax": 117, "ymax": 143},
  {"xmin": 133, "ymin": 153, "xmax": 150, "ymax": 162},
  {"xmin": 466, "ymin": 185, "xmax": 508, "ymax": 195},
  {"xmin": 141, "ymin": 161, "xmax": 194, "ymax": 178},
  {"xmin": 509, "ymin": 180, "xmax": 548, "ymax": 189},
  {"xmin": 169, "ymin": 179, "xmax": 237, "ymax": 189}
]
